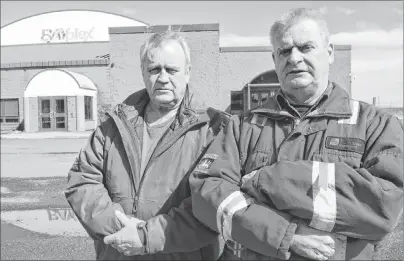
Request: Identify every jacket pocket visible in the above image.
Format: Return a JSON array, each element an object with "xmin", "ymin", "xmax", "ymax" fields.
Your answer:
[{"xmin": 312, "ymin": 149, "xmax": 362, "ymax": 169}]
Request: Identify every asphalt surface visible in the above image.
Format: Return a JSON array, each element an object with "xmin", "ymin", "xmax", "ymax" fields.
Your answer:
[
  {"xmin": 1, "ymin": 138, "xmax": 403, "ymax": 260},
  {"xmin": 1, "ymin": 176, "xmax": 96, "ymax": 260},
  {"xmin": 1, "ymin": 138, "xmax": 95, "ymax": 260},
  {"xmin": 1, "ymin": 221, "xmax": 94, "ymax": 260},
  {"xmin": 1, "ymin": 139, "xmax": 87, "ymax": 178}
]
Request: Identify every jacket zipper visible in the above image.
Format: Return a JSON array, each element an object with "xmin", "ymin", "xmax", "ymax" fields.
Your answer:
[
  {"xmin": 276, "ymin": 115, "xmax": 298, "ymax": 154},
  {"xmin": 116, "ymin": 110, "xmax": 144, "ymax": 217},
  {"xmin": 106, "ymin": 110, "xmax": 141, "ymax": 203},
  {"xmin": 133, "ymin": 119, "xmax": 207, "ymax": 216}
]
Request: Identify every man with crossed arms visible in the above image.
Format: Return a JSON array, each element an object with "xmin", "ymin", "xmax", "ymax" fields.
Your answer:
[{"xmin": 190, "ymin": 7, "xmax": 403, "ymax": 261}]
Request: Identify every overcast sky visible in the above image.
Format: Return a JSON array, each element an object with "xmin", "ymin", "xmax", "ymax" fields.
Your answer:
[{"xmin": 1, "ymin": 1, "xmax": 403, "ymax": 107}]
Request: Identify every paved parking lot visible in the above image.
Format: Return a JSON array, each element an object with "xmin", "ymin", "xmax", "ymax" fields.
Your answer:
[{"xmin": 1, "ymin": 139, "xmax": 87, "ymax": 178}]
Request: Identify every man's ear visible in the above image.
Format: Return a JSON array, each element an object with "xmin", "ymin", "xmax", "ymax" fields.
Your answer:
[
  {"xmin": 141, "ymin": 66, "xmax": 145, "ymax": 77},
  {"xmin": 185, "ymin": 65, "xmax": 191, "ymax": 82},
  {"xmin": 328, "ymin": 42, "xmax": 335, "ymax": 65}
]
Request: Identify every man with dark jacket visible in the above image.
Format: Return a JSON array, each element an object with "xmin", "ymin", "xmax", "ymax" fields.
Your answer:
[
  {"xmin": 65, "ymin": 28, "xmax": 229, "ymax": 260},
  {"xmin": 190, "ymin": 8, "xmax": 403, "ymax": 260}
]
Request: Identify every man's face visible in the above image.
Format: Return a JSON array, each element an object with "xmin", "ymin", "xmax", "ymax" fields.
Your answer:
[
  {"xmin": 272, "ymin": 19, "xmax": 334, "ymax": 104},
  {"xmin": 142, "ymin": 40, "xmax": 190, "ymax": 109}
]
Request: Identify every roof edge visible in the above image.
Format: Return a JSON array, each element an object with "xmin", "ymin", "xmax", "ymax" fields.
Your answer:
[
  {"xmin": 1, "ymin": 9, "xmax": 149, "ymax": 29},
  {"xmin": 1, "ymin": 59, "xmax": 110, "ymax": 70},
  {"xmin": 109, "ymin": 23, "xmax": 219, "ymax": 34}
]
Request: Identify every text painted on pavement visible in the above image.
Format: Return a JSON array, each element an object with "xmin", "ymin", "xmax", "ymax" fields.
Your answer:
[{"xmin": 47, "ymin": 208, "xmax": 78, "ymax": 221}]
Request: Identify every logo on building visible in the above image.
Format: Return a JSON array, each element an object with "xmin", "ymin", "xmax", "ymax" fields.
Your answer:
[{"xmin": 40, "ymin": 27, "xmax": 94, "ymax": 43}]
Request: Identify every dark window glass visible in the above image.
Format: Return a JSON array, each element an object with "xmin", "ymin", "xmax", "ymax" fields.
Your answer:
[
  {"xmin": 41, "ymin": 117, "xmax": 51, "ymax": 129},
  {"xmin": 0, "ymin": 99, "xmax": 19, "ymax": 123},
  {"xmin": 55, "ymin": 99, "xmax": 65, "ymax": 113},
  {"xmin": 56, "ymin": 116, "xmax": 66, "ymax": 129},
  {"xmin": 84, "ymin": 96, "xmax": 93, "ymax": 120},
  {"xmin": 41, "ymin": 100, "xmax": 51, "ymax": 114}
]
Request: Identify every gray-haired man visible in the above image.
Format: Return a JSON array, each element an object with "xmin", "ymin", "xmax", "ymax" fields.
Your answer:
[
  {"xmin": 66, "ymin": 28, "xmax": 229, "ymax": 260},
  {"xmin": 190, "ymin": 7, "xmax": 403, "ymax": 261}
]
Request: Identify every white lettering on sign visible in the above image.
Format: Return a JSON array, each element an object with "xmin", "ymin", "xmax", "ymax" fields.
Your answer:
[{"xmin": 40, "ymin": 27, "xmax": 94, "ymax": 43}]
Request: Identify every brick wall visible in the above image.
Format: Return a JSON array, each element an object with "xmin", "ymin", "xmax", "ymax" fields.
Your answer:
[{"xmin": 1, "ymin": 42, "xmax": 109, "ymax": 64}]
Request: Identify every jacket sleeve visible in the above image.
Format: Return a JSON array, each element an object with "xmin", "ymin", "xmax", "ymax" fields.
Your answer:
[
  {"xmin": 65, "ymin": 121, "xmax": 125, "ymax": 241},
  {"xmin": 140, "ymin": 109, "xmax": 231, "ymax": 254},
  {"xmin": 241, "ymin": 114, "xmax": 403, "ymax": 241},
  {"xmin": 190, "ymin": 115, "xmax": 299, "ymax": 260},
  {"xmin": 140, "ymin": 151, "xmax": 219, "ymax": 254},
  {"xmin": 141, "ymin": 197, "xmax": 219, "ymax": 254}
]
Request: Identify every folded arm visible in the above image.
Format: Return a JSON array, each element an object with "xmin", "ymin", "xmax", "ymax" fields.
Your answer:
[
  {"xmin": 241, "ymin": 115, "xmax": 403, "ymax": 241},
  {"xmin": 190, "ymin": 116, "xmax": 299, "ymax": 260}
]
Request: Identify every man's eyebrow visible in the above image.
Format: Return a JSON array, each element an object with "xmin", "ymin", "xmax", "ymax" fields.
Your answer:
[
  {"xmin": 278, "ymin": 44, "xmax": 292, "ymax": 50},
  {"xmin": 147, "ymin": 63, "xmax": 161, "ymax": 69},
  {"xmin": 276, "ymin": 45, "xmax": 292, "ymax": 54},
  {"xmin": 299, "ymin": 41, "xmax": 316, "ymax": 46},
  {"xmin": 165, "ymin": 65, "xmax": 180, "ymax": 69}
]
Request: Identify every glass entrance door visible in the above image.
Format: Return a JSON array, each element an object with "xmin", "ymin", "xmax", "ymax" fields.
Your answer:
[
  {"xmin": 54, "ymin": 97, "xmax": 67, "ymax": 131},
  {"xmin": 38, "ymin": 97, "xmax": 67, "ymax": 131}
]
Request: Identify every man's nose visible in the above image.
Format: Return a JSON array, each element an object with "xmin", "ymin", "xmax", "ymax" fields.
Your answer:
[
  {"xmin": 288, "ymin": 47, "xmax": 303, "ymax": 65},
  {"xmin": 157, "ymin": 71, "xmax": 170, "ymax": 84}
]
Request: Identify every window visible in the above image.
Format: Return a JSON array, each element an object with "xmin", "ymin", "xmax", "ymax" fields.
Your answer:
[
  {"xmin": 0, "ymin": 99, "xmax": 19, "ymax": 123},
  {"xmin": 230, "ymin": 91, "xmax": 243, "ymax": 115},
  {"xmin": 84, "ymin": 96, "xmax": 93, "ymax": 120},
  {"xmin": 251, "ymin": 91, "xmax": 270, "ymax": 109}
]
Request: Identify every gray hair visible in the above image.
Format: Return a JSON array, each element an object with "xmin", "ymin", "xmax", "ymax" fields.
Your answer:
[
  {"xmin": 269, "ymin": 8, "xmax": 330, "ymax": 47},
  {"xmin": 140, "ymin": 26, "xmax": 191, "ymax": 72}
]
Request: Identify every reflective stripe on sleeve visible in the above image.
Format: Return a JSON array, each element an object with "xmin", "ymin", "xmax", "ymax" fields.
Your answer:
[
  {"xmin": 217, "ymin": 191, "xmax": 255, "ymax": 241},
  {"xmin": 338, "ymin": 100, "xmax": 359, "ymax": 124},
  {"xmin": 309, "ymin": 161, "xmax": 337, "ymax": 232}
]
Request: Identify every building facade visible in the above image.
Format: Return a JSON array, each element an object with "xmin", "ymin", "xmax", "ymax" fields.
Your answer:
[{"xmin": 1, "ymin": 11, "xmax": 351, "ymax": 132}]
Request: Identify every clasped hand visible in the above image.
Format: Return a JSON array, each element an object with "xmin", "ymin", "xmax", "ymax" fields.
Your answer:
[
  {"xmin": 104, "ymin": 210, "xmax": 145, "ymax": 256},
  {"xmin": 290, "ymin": 221, "xmax": 336, "ymax": 260}
]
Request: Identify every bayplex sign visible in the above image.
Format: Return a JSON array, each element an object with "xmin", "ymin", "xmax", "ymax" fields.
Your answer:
[{"xmin": 41, "ymin": 27, "xmax": 95, "ymax": 43}]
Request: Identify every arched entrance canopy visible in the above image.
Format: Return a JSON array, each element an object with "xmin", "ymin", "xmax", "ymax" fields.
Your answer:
[
  {"xmin": 24, "ymin": 69, "xmax": 96, "ymax": 97},
  {"xmin": 23, "ymin": 69, "xmax": 97, "ymax": 132}
]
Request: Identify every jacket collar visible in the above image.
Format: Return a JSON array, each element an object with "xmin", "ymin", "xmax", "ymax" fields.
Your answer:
[
  {"xmin": 112, "ymin": 88, "xmax": 204, "ymax": 130},
  {"xmin": 252, "ymin": 82, "xmax": 353, "ymax": 119}
]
